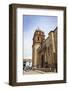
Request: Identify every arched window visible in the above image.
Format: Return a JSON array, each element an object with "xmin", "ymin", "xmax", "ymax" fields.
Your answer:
[{"xmin": 37, "ymin": 37, "xmax": 39, "ymax": 41}]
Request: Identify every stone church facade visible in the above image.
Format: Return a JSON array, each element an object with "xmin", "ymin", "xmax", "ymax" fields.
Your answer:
[{"xmin": 32, "ymin": 27, "xmax": 57, "ymax": 72}]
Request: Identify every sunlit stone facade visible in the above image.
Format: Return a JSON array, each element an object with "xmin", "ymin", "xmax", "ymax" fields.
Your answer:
[{"xmin": 32, "ymin": 27, "xmax": 57, "ymax": 71}]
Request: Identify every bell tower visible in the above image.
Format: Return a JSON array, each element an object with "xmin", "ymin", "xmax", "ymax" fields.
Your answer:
[{"xmin": 32, "ymin": 28, "xmax": 45, "ymax": 69}]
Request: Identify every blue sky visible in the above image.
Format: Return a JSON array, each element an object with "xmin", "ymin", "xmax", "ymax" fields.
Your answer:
[{"xmin": 23, "ymin": 15, "xmax": 57, "ymax": 59}]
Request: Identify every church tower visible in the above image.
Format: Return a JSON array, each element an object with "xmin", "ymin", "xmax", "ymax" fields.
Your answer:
[{"xmin": 32, "ymin": 28, "xmax": 45, "ymax": 69}]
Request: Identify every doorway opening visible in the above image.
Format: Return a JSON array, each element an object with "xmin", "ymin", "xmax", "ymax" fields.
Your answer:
[{"xmin": 41, "ymin": 55, "xmax": 44, "ymax": 68}]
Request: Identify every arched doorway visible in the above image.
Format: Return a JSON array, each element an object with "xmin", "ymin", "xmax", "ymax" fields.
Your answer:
[{"xmin": 41, "ymin": 55, "xmax": 44, "ymax": 68}]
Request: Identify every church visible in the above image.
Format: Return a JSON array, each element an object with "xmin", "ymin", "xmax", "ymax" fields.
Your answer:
[{"xmin": 32, "ymin": 27, "xmax": 57, "ymax": 72}]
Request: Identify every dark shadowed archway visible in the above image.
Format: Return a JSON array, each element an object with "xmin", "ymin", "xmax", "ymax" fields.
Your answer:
[{"xmin": 41, "ymin": 55, "xmax": 44, "ymax": 68}]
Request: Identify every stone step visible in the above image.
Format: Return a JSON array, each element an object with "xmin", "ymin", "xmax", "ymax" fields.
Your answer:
[{"xmin": 34, "ymin": 68, "xmax": 56, "ymax": 72}]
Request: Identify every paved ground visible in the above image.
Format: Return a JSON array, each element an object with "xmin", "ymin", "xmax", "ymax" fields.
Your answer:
[{"xmin": 23, "ymin": 70, "xmax": 53, "ymax": 75}]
